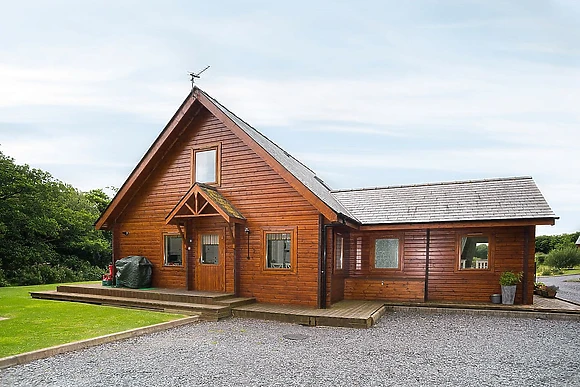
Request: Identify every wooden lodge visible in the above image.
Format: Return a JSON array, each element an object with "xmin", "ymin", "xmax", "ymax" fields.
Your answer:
[{"xmin": 95, "ymin": 87, "xmax": 557, "ymax": 308}]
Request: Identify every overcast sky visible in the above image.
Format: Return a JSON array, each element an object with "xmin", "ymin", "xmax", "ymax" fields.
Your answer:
[{"xmin": 1, "ymin": 1, "xmax": 578, "ymax": 235}]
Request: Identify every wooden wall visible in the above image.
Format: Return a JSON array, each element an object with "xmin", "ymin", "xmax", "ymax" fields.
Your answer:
[
  {"xmin": 341, "ymin": 226, "xmax": 535, "ymax": 305},
  {"xmin": 114, "ymin": 108, "xmax": 321, "ymax": 306}
]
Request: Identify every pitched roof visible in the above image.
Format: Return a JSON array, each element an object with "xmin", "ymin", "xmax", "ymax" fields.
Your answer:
[
  {"xmin": 199, "ymin": 90, "xmax": 356, "ymax": 220},
  {"xmin": 331, "ymin": 176, "xmax": 557, "ymax": 225},
  {"xmin": 166, "ymin": 183, "xmax": 245, "ymax": 225},
  {"xmin": 576, "ymin": 236, "xmax": 580, "ymax": 245}
]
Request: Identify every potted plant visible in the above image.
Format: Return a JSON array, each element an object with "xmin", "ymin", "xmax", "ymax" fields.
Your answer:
[
  {"xmin": 537, "ymin": 284, "xmax": 559, "ymax": 298},
  {"xmin": 499, "ymin": 271, "xmax": 522, "ymax": 305},
  {"xmin": 534, "ymin": 282, "xmax": 545, "ymax": 295}
]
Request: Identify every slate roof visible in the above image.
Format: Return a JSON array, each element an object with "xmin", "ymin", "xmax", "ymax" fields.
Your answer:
[
  {"xmin": 331, "ymin": 177, "xmax": 556, "ymax": 225},
  {"xmin": 198, "ymin": 184, "xmax": 245, "ymax": 220},
  {"xmin": 200, "ymin": 89, "xmax": 356, "ymax": 220}
]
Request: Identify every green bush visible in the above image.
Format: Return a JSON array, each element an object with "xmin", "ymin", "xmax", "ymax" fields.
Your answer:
[
  {"xmin": 535, "ymin": 252, "xmax": 547, "ymax": 265},
  {"xmin": 545, "ymin": 246, "xmax": 580, "ymax": 270}
]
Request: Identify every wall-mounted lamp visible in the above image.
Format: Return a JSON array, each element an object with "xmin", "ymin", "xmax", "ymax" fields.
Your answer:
[
  {"xmin": 244, "ymin": 227, "xmax": 250, "ymax": 259},
  {"xmin": 122, "ymin": 231, "xmax": 130, "ymax": 236}
]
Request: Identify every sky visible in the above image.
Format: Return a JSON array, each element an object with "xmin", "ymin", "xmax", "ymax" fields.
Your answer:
[{"xmin": 1, "ymin": 0, "xmax": 578, "ymax": 236}]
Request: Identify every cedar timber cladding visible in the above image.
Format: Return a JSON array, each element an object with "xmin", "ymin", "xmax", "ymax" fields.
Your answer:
[
  {"xmin": 96, "ymin": 86, "xmax": 557, "ymax": 308},
  {"xmin": 97, "ymin": 90, "xmax": 328, "ymax": 307}
]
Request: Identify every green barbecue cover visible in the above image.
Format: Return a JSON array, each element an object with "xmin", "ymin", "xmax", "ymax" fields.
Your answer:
[{"xmin": 115, "ymin": 256, "xmax": 153, "ymax": 288}]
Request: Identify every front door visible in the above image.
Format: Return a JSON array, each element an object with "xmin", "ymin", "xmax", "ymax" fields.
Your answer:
[{"xmin": 194, "ymin": 230, "xmax": 225, "ymax": 292}]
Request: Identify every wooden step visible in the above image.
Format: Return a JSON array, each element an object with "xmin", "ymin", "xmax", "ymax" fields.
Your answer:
[
  {"xmin": 56, "ymin": 285, "xmax": 235, "ymax": 305},
  {"xmin": 214, "ymin": 297, "xmax": 256, "ymax": 308},
  {"xmin": 31, "ymin": 291, "xmax": 231, "ymax": 321}
]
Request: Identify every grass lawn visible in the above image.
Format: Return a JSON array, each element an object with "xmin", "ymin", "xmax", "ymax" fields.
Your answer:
[{"xmin": 0, "ymin": 282, "xmax": 184, "ymax": 358}]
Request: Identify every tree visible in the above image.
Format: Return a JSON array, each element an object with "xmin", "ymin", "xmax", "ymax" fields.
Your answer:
[
  {"xmin": 545, "ymin": 246, "xmax": 580, "ymax": 270},
  {"xmin": 0, "ymin": 149, "xmax": 112, "ymax": 286}
]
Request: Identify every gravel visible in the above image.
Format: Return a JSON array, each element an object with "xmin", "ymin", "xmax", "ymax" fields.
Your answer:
[
  {"xmin": 2, "ymin": 311, "xmax": 579, "ymax": 387},
  {"xmin": 538, "ymin": 274, "xmax": 580, "ymax": 304}
]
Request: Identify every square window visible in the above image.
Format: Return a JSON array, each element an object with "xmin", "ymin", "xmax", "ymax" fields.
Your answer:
[
  {"xmin": 194, "ymin": 147, "xmax": 218, "ymax": 184},
  {"xmin": 164, "ymin": 235, "xmax": 183, "ymax": 266},
  {"xmin": 266, "ymin": 232, "xmax": 292, "ymax": 269},
  {"xmin": 335, "ymin": 234, "xmax": 344, "ymax": 270},
  {"xmin": 201, "ymin": 234, "xmax": 219, "ymax": 265},
  {"xmin": 374, "ymin": 238, "xmax": 399, "ymax": 269},
  {"xmin": 459, "ymin": 235, "xmax": 489, "ymax": 270}
]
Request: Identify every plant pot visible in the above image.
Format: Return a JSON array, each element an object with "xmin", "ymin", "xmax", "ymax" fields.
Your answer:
[
  {"xmin": 102, "ymin": 279, "xmax": 112, "ymax": 286},
  {"xmin": 490, "ymin": 294, "xmax": 502, "ymax": 304},
  {"xmin": 501, "ymin": 285, "xmax": 517, "ymax": 305}
]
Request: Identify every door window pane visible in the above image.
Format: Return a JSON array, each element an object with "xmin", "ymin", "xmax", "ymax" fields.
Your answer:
[{"xmin": 201, "ymin": 234, "xmax": 219, "ymax": 264}]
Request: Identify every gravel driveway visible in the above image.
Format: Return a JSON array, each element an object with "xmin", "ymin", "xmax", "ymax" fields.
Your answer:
[
  {"xmin": 537, "ymin": 274, "xmax": 580, "ymax": 304},
  {"xmin": 2, "ymin": 311, "xmax": 579, "ymax": 387}
]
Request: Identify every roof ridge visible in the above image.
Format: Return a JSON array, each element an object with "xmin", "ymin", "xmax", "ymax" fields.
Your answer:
[
  {"xmin": 199, "ymin": 89, "xmax": 318, "ymax": 176},
  {"xmin": 331, "ymin": 176, "xmax": 533, "ymax": 193}
]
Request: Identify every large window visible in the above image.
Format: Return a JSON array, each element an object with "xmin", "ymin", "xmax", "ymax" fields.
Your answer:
[
  {"xmin": 335, "ymin": 234, "xmax": 344, "ymax": 270},
  {"xmin": 164, "ymin": 234, "xmax": 183, "ymax": 266},
  {"xmin": 459, "ymin": 234, "xmax": 489, "ymax": 270},
  {"xmin": 201, "ymin": 234, "xmax": 219, "ymax": 265},
  {"xmin": 193, "ymin": 145, "xmax": 220, "ymax": 184},
  {"xmin": 372, "ymin": 237, "xmax": 400, "ymax": 269},
  {"xmin": 263, "ymin": 228, "xmax": 296, "ymax": 272}
]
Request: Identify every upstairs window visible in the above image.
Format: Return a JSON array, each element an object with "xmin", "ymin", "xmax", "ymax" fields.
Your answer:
[
  {"xmin": 192, "ymin": 144, "xmax": 220, "ymax": 185},
  {"xmin": 459, "ymin": 234, "xmax": 490, "ymax": 270},
  {"xmin": 164, "ymin": 234, "xmax": 183, "ymax": 266}
]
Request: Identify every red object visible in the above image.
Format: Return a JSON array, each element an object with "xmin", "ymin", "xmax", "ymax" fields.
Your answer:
[{"xmin": 108, "ymin": 264, "xmax": 114, "ymax": 277}]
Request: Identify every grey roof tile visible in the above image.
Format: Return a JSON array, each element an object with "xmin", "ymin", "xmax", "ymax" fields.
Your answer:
[{"xmin": 331, "ymin": 177, "xmax": 556, "ymax": 225}]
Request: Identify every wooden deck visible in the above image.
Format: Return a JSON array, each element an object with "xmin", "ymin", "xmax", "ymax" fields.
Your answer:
[
  {"xmin": 233, "ymin": 300, "xmax": 387, "ymax": 328},
  {"xmin": 30, "ymin": 284, "xmax": 580, "ymax": 328}
]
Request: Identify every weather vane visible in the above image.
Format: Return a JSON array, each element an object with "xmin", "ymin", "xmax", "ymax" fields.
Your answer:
[{"xmin": 188, "ymin": 66, "xmax": 210, "ymax": 89}]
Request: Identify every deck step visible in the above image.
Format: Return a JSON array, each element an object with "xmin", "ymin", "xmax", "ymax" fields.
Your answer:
[
  {"xmin": 31, "ymin": 291, "xmax": 231, "ymax": 321},
  {"xmin": 214, "ymin": 297, "xmax": 256, "ymax": 308},
  {"xmin": 56, "ymin": 284, "xmax": 235, "ymax": 305}
]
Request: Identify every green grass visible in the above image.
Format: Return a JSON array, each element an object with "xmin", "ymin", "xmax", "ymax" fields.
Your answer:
[
  {"xmin": 536, "ymin": 266, "xmax": 580, "ymax": 277},
  {"xmin": 0, "ymin": 282, "xmax": 184, "ymax": 358}
]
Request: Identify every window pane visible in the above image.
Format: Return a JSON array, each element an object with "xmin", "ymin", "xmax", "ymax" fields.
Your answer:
[
  {"xmin": 355, "ymin": 237, "xmax": 362, "ymax": 271},
  {"xmin": 460, "ymin": 236, "xmax": 488, "ymax": 269},
  {"xmin": 335, "ymin": 235, "xmax": 343, "ymax": 270},
  {"xmin": 201, "ymin": 234, "xmax": 219, "ymax": 264},
  {"xmin": 195, "ymin": 149, "xmax": 217, "ymax": 183},
  {"xmin": 266, "ymin": 233, "xmax": 291, "ymax": 268},
  {"xmin": 165, "ymin": 235, "xmax": 182, "ymax": 265},
  {"xmin": 375, "ymin": 238, "xmax": 398, "ymax": 269}
]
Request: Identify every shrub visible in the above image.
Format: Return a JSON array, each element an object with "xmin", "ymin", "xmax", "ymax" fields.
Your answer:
[
  {"xmin": 535, "ymin": 252, "xmax": 547, "ymax": 265},
  {"xmin": 545, "ymin": 246, "xmax": 580, "ymax": 270}
]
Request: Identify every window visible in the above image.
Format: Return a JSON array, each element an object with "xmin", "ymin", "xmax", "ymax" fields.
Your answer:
[
  {"xmin": 263, "ymin": 228, "xmax": 296, "ymax": 271},
  {"xmin": 373, "ymin": 238, "xmax": 400, "ymax": 269},
  {"xmin": 164, "ymin": 234, "xmax": 183, "ymax": 266},
  {"xmin": 192, "ymin": 145, "xmax": 220, "ymax": 184},
  {"xmin": 335, "ymin": 234, "xmax": 344, "ymax": 270},
  {"xmin": 355, "ymin": 237, "xmax": 362, "ymax": 271},
  {"xmin": 201, "ymin": 234, "xmax": 219, "ymax": 265},
  {"xmin": 459, "ymin": 234, "xmax": 489, "ymax": 270},
  {"xmin": 266, "ymin": 233, "xmax": 291, "ymax": 268}
]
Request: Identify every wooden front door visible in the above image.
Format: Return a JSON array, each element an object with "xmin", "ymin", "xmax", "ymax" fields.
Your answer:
[{"xmin": 194, "ymin": 229, "xmax": 225, "ymax": 292}]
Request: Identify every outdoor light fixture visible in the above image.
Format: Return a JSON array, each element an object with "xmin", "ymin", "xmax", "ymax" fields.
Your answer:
[
  {"xmin": 244, "ymin": 227, "xmax": 250, "ymax": 259},
  {"xmin": 122, "ymin": 231, "xmax": 129, "ymax": 236}
]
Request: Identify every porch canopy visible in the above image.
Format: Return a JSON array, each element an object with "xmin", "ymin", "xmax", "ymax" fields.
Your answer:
[{"xmin": 165, "ymin": 183, "xmax": 245, "ymax": 225}]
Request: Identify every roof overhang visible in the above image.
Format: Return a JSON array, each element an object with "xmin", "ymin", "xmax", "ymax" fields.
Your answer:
[
  {"xmin": 166, "ymin": 183, "xmax": 245, "ymax": 225},
  {"xmin": 359, "ymin": 217, "xmax": 557, "ymax": 231}
]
